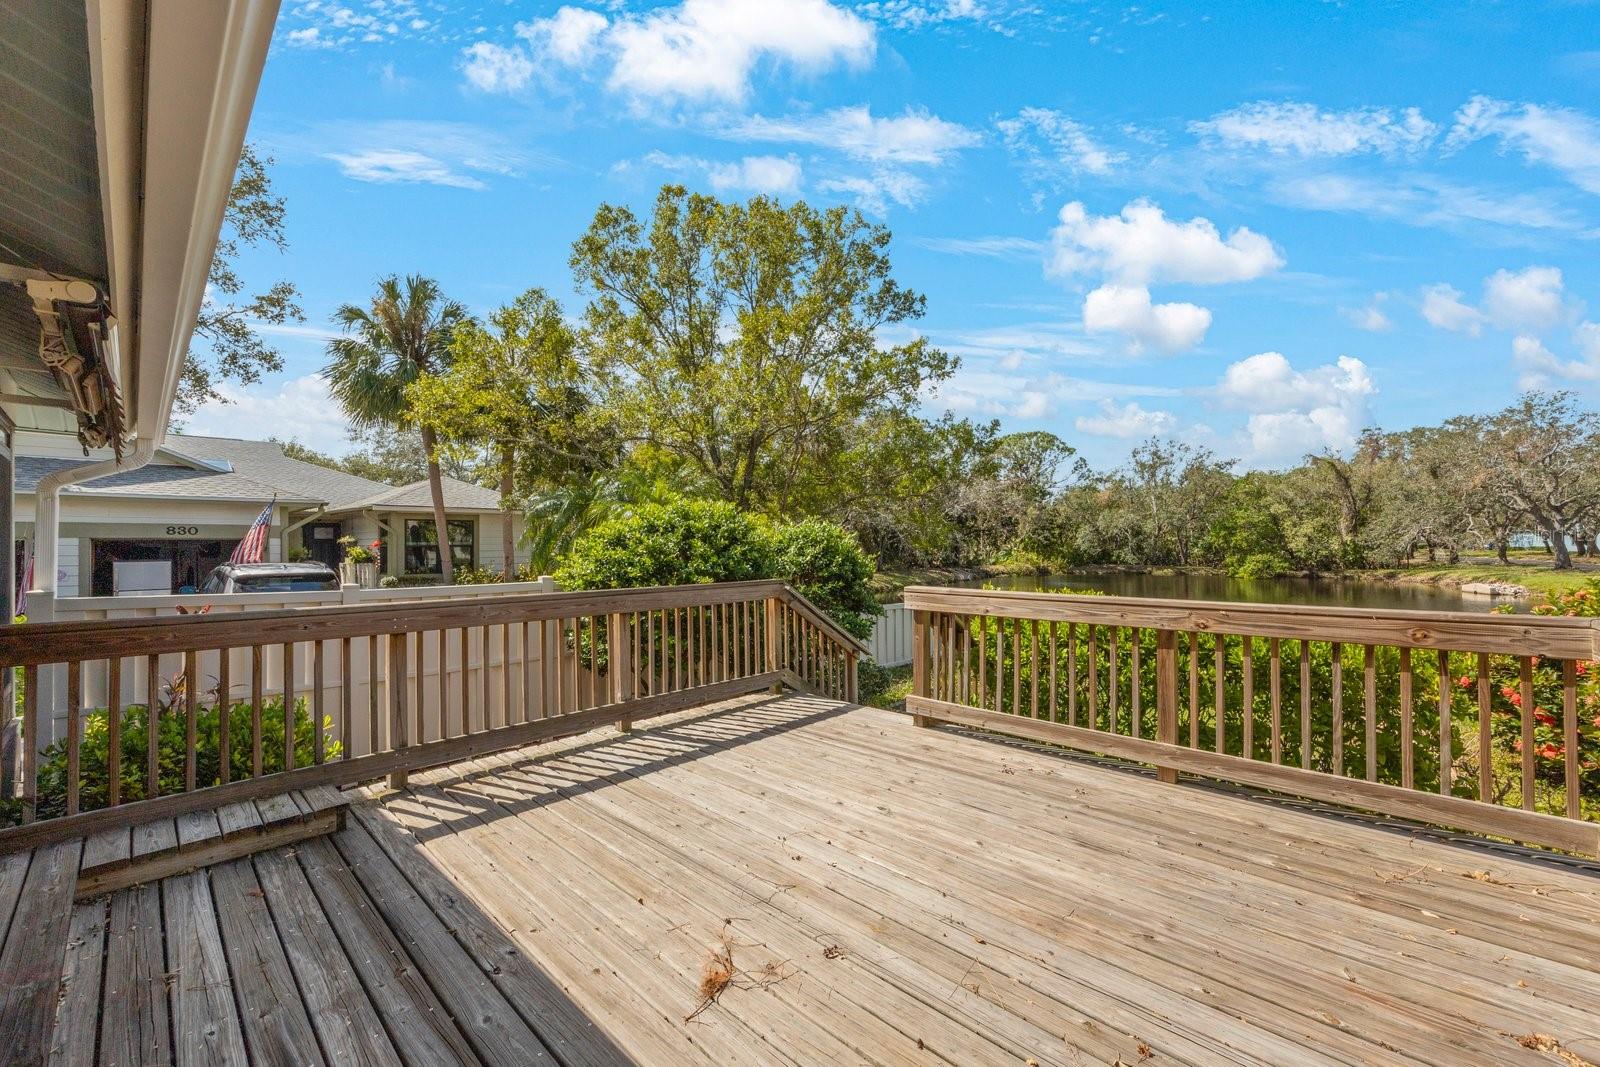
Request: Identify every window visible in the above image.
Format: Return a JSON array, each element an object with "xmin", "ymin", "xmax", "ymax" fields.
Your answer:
[{"xmin": 403, "ymin": 519, "xmax": 474, "ymax": 575}]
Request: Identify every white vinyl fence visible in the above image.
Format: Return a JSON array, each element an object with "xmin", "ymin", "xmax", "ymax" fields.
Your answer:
[
  {"xmin": 24, "ymin": 579, "xmax": 583, "ymax": 752},
  {"xmin": 867, "ymin": 602, "xmax": 913, "ymax": 667}
]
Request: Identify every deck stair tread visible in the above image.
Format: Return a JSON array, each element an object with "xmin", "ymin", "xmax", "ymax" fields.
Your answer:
[{"xmin": 74, "ymin": 788, "xmax": 351, "ymax": 900}]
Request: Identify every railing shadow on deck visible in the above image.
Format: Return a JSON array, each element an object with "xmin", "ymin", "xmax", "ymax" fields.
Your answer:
[{"xmin": 395, "ymin": 693, "xmax": 850, "ymax": 846}]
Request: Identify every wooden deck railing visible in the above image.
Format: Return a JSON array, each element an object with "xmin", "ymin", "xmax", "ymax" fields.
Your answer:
[
  {"xmin": 903, "ymin": 587, "xmax": 1600, "ymax": 857},
  {"xmin": 0, "ymin": 580, "xmax": 865, "ymax": 850}
]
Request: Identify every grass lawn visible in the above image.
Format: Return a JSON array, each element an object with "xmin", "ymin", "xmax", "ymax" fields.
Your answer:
[{"xmin": 1354, "ymin": 554, "xmax": 1599, "ymax": 599}]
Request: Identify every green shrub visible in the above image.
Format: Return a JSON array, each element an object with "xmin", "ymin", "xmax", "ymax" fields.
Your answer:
[
  {"xmin": 454, "ymin": 565, "xmax": 505, "ymax": 584},
  {"xmin": 764, "ymin": 518, "xmax": 877, "ymax": 639},
  {"xmin": 23, "ymin": 697, "xmax": 337, "ymax": 822},
  {"xmin": 558, "ymin": 499, "xmax": 773, "ymax": 589},
  {"xmin": 557, "ymin": 498, "xmax": 876, "ymax": 637}
]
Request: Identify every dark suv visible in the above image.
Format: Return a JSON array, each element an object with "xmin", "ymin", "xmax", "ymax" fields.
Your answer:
[{"xmin": 199, "ymin": 562, "xmax": 340, "ymax": 594}]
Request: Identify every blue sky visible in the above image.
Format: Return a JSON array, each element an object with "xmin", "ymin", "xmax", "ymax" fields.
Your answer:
[{"xmin": 188, "ymin": 0, "xmax": 1600, "ymax": 471}]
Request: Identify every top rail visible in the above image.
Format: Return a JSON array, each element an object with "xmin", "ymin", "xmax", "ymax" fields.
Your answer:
[{"xmin": 903, "ymin": 586, "xmax": 1600, "ymax": 660}]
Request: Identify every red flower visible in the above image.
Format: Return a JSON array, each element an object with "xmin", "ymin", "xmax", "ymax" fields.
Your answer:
[
  {"xmin": 1456, "ymin": 675, "xmax": 1473, "ymax": 689},
  {"xmin": 1513, "ymin": 738, "xmax": 1524, "ymax": 752},
  {"xmin": 1537, "ymin": 742, "xmax": 1563, "ymax": 760},
  {"xmin": 1508, "ymin": 691, "xmax": 1523, "ymax": 708},
  {"xmin": 1500, "ymin": 684, "xmax": 1518, "ymax": 701},
  {"xmin": 1534, "ymin": 710, "xmax": 1556, "ymax": 727}
]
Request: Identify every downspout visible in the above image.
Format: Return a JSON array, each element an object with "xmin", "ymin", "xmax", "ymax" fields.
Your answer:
[{"xmin": 31, "ymin": 436, "xmax": 159, "ymax": 596}]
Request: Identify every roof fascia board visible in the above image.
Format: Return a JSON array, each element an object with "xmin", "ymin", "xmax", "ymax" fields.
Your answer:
[{"xmin": 132, "ymin": 1, "xmax": 280, "ymax": 439}]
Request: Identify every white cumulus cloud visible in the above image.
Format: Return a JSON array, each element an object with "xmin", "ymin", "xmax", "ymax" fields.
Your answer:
[
  {"xmin": 1419, "ymin": 266, "xmax": 1573, "ymax": 336},
  {"xmin": 461, "ymin": 41, "xmax": 534, "ymax": 92},
  {"xmin": 1192, "ymin": 101, "xmax": 1436, "ymax": 156},
  {"xmin": 464, "ymin": 0, "xmax": 874, "ymax": 105},
  {"xmin": 1074, "ymin": 400, "xmax": 1176, "ymax": 438},
  {"xmin": 816, "ymin": 170, "xmax": 927, "ymax": 214},
  {"xmin": 1482, "ymin": 265, "xmax": 1569, "ymax": 331},
  {"xmin": 1082, "ymin": 285, "xmax": 1211, "ymax": 353},
  {"xmin": 1048, "ymin": 199, "xmax": 1284, "ymax": 286},
  {"xmin": 183, "ymin": 375, "xmax": 353, "ymax": 455},
  {"xmin": 1419, "ymin": 283, "xmax": 1487, "ymax": 335},
  {"xmin": 1216, "ymin": 352, "xmax": 1375, "ymax": 463}
]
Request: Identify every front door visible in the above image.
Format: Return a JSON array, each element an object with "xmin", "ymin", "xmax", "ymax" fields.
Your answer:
[{"xmin": 305, "ymin": 522, "xmax": 343, "ymax": 569}]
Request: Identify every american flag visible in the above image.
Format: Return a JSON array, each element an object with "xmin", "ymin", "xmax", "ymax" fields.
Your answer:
[{"xmin": 229, "ymin": 501, "xmax": 274, "ymax": 564}]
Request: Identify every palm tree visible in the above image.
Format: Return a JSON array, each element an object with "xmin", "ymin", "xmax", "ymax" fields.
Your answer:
[{"xmin": 325, "ymin": 275, "xmax": 468, "ymax": 583}]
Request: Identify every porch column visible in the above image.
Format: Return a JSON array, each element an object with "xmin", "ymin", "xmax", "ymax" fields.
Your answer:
[{"xmin": 0, "ymin": 416, "xmax": 14, "ymax": 795}]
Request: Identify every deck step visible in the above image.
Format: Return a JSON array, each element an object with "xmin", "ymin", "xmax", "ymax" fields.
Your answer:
[{"xmin": 74, "ymin": 788, "xmax": 350, "ymax": 901}]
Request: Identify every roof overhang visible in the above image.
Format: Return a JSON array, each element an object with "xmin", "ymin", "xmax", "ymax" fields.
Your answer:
[{"xmin": 0, "ymin": 1, "xmax": 280, "ymax": 453}]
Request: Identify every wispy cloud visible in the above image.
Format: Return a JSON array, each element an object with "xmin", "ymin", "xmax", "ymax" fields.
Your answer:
[
  {"xmin": 1446, "ymin": 96, "xmax": 1600, "ymax": 196},
  {"xmin": 915, "ymin": 235, "xmax": 1044, "ymax": 260},
  {"xmin": 288, "ymin": 119, "xmax": 551, "ymax": 191},
  {"xmin": 726, "ymin": 105, "xmax": 980, "ymax": 165},
  {"xmin": 1192, "ymin": 101, "xmax": 1436, "ymax": 157}
]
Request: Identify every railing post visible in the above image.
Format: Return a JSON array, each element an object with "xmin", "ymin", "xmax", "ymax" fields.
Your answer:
[
  {"xmin": 845, "ymin": 651, "xmax": 858, "ymax": 704},
  {"xmin": 912, "ymin": 610, "xmax": 931, "ymax": 726},
  {"xmin": 1155, "ymin": 628, "xmax": 1179, "ymax": 784},
  {"xmin": 387, "ymin": 631, "xmax": 408, "ymax": 790},
  {"xmin": 765, "ymin": 596, "xmax": 783, "ymax": 693}
]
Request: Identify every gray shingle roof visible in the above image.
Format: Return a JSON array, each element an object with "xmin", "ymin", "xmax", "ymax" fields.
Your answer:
[
  {"xmin": 164, "ymin": 435, "xmax": 393, "ymax": 510},
  {"xmin": 336, "ymin": 476, "xmax": 504, "ymax": 513},
  {"xmin": 17, "ymin": 434, "xmax": 510, "ymax": 514},
  {"xmin": 15, "ymin": 455, "xmax": 322, "ymax": 504}
]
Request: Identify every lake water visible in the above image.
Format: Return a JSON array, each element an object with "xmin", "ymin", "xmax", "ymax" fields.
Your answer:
[{"xmin": 952, "ymin": 571, "xmax": 1505, "ymax": 613}]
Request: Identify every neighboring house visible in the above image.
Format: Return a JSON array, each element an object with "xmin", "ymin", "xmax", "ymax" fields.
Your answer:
[{"xmin": 13, "ymin": 431, "xmax": 527, "ymax": 596}]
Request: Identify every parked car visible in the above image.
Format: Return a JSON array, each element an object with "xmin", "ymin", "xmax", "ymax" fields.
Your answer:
[{"xmin": 199, "ymin": 561, "xmax": 340, "ymax": 594}]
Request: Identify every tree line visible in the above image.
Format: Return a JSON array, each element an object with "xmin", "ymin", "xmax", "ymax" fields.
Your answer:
[{"xmin": 186, "ymin": 153, "xmax": 1600, "ymax": 581}]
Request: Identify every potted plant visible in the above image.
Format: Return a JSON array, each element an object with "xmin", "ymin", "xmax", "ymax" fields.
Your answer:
[{"xmin": 338, "ymin": 536, "xmax": 381, "ymax": 588}]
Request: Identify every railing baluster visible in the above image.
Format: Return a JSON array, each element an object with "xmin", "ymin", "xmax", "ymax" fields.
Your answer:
[
  {"xmin": 1130, "ymin": 627, "xmax": 1142, "ymax": 739},
  {"xmin": 1214, "ymin": 634, "xmax": 1225, "ymax": 755},
  {"xmin": 1330, "ymin": 641, "xmax": 1342, "ymax": 775},
  {"xmin": 976, "ymin": 615, "xmax": 987, "ymax": 709},
  {"xmin": 341, "ymin": 637, "xmax": 353, "ymax": 758},
  {"xmin": 217, "ymin": 649, "xmax": 230, "ymax": 785},
  {"xmin": 438, "ymin": 629, "xmax": 450, "ymax": 735},
  {"xmin": 1155, "ymin": 629, "xmax": 1178, "ymax": 783},
  {"xmin": 1046, "ymin": 621, "xmax": 1056, "ymax": 722},
  {"xmin": 185, "ymin": 650, "xmax": 199, "ymax": 789},
  {"xmin": 502, "ymin": 623, "xmax": 514, "ymax": 728},
  {"xmin": 282, "ymin": 642, "xmax": 295, "ymax": 774},
  {"xmin": 389, "ymin": 631, "xmax": 408, "ymax": 789},
  {"xmin": 1299, "ymin": 640, "xmax": 1311, "ymax": 770},
  {"xmin": 1087, "ymin": 625, "xmax": 1098, "ymax": 727},
  {"xmin": 108, "ymin": 657, "xmax": 123, "ymax": 805},
  {"xmin": 252, "ymin": 646, "xmax": 264, "ymax": 778},
  {"xmin": 314, "ymin": 639, "xmax": 327, "ymax": 765},
  {"xmin": 1029, "ymin": 619, "xmax": 1040, "ymax": 719},
  {"xmin": 1519, "ymin": 656, "xmax": 1535, "ymax": 810},
  {"xmin": 1363, "ymin": 644, "xmax": 1376, "ymax": 782},
  {"xmin": 1108, "ymin": 626, "xmax": 1119, "ymax": 733},
  {"xmin": 1438, "ymin": 650, "xmax": 1452, "ymax": 797},
  {"xmin": 66, "ymin": 659, "xmax": 81, "ymax": 816},
  {"xmin": 1189, "ymin": 632, "xmax": 1201, "ymax": 749},
  {"xmin": 1269, "ymin": 638, "xmax": 1282, "ymax": 764},
  {"xmin": 366, "ymin": 635, "xmax": 379, "ymax": 753},
  {"xmin": 21, "ymin": 665, "xmax": 38, "ymax": 822},
  {"xmin": 1240, "ymin": 637, "xmax": 1253, "ymax": 759},
  {"xmin": 1400, "ymin": 646, "xmax": 1414, "ymax": 789},
  {"xmin": 1066, "ymin": 622, "xmax": 1077, "ymax": 726},
  {"xmin": 1564, "ymin": 658, "xmax": 1580, "ymax": 820}
]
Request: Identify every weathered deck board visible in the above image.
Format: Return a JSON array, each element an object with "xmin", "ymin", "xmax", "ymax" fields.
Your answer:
[{"xmin": 4, "ymin": 692, "xmax": 1599, "ymax": 1065}]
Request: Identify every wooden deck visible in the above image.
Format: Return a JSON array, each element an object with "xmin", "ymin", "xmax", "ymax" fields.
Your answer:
[{"xmin": 6, "ymin": 691, "xmax": 1600, "ymax": 1065}]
